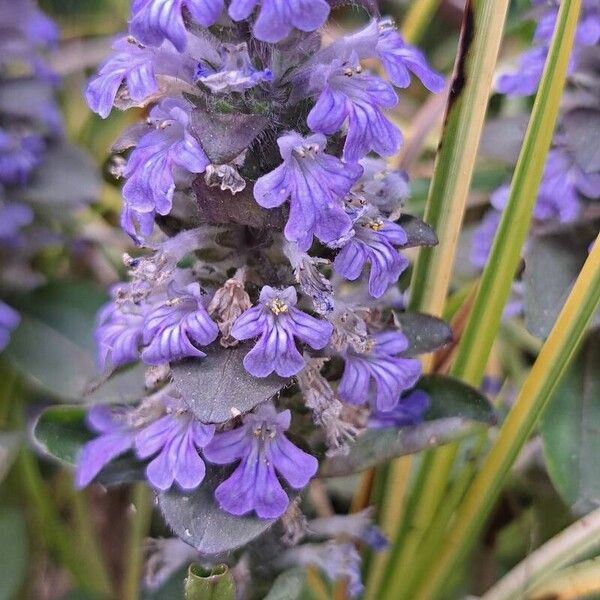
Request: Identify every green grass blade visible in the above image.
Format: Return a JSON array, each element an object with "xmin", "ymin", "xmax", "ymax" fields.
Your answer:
[
  {"xmin": 395, "ymin": 2, "xmax": 585, "ymax": 591},
  {"xmin": 373, "ymin": 3, "xmax": 511, "ymax": 597},
  {"xmin": 408, "ymin": 0, "xmax": 511, "ymax": 321},
  {"xmin": 450, "ymin": 0, "xmax": 582, "ymax": 385},
  {"xmin": 414, "ymin": 234, "xmax": 600, "ymax": 600}
]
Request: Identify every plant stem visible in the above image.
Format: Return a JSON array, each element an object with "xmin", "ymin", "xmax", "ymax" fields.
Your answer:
[
  {"xmin": 395, "ymin": 434, "xmax": 489, "ymax": 598},
  {"xmin": 379, "ymin": 0, "xmax": 510, "ymax": 584},
  {"xmin": 482, "ymin": 506, "xmax": 600, "ymax": 600},
  {"xmin": 382, "ymin": 445, "xmax": 459, "ymax": 599},
  {"xmin": 413, "ymin": 232, "xmax": 600, "ymax": 600},
  {"xmin": 120, "ymin": 483, "xmax": 153, "ymax": 600}
]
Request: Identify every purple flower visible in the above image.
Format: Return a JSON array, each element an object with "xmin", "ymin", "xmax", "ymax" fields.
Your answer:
[
  {"xmin": 141, "ymin": 282, "xmax": 219, "ymax": 365},
  {"xmin": 195, "ymin": 42, "xmax": 272, "ymax": 93},
  {"xmin": 368, "ymin": 389, "xmax": 430, "ymax": 428},
  {"xmin": 203, "ymin": 404, "xmax": 318, "ymax": 519},
  {"xmin": 0, "ymin": 0, "xmax": 58, "ymax": 48},
  {"xmin": 122, "ymin": 98, "xmax": 209, "ymax": 240},
  {"xmin": 577, "ymin": 3, "xmax": 600, "ymax": 45},
  {"xmin": 338, "ymin": 331, "xmax": 422, "ymax": 411},
  {"xmin": 535, "ymin": 150, "xmax": 599, "ymax": 221},
  {"xmin": 308, "ymin": 54, "xmax": 401, "ymax": 162},
  {"xmin": 228, "ymin": 0, "xmax": 330, "ymax": 44},
  {"xmin": 95, "ymin": 299, "xmax": 144, "ymax": 370},
  {"xmin": 0, "ymin": 129, "xmax": 44, "ymax": 187},
  {"xmin": 325, "ymin": 19, "xmax": 443, "ymax": 93},
  {"xmin": 75, "ymin": 406, "xmax": 135, "ymax": 488},
  {"xmin": 470, "ymin": 209, "xmax": 501, "ymax": 269},
  {"xmin": 0, "ymin": 201, "xmax": 33, "ymax": 244},
  {"xmin": 355, "ymin": 158, "xmax": 410, "ymax": 218},
  {"xmin": 130, "ymin": 0, "xmax": 224, "ymax": 52},
  {"xmin": 496, "ymin": 46, "xmax": 548, "ymax": 96},
  {"xmin": 334, "ymin": 217, "xmax": 409, "ymax": 298},
  {"xmin": 375, "ymin": 19, "xmax": 445, "ymax": 92},
  {"xmin": 85, "ymin": 37, "xmax": 193, "ymax": 119},
  {"xmin": 253, "ymin": 132, "xmax": 363, "ymax": 250},
  {"xmin": 231, "ymin": 286, "xmax": 333, "ymax": 377},
  {"xmin": 490, "ymin": 150, "xmax": 598, "ymax": 225},
  {"xmin": 121, "ymin": 206, "xmax": 158, "ymax": 242},
  {"xmin": 284, "ymin": 242, "xmax": 334, "ymax": 315},
  {"xmin": 279, "ymin": 542, "xmax": 364, "ymax": 598},
  {"xmin": 0, "ymin": 301, "xmax": 20, "ymax": 351},
  {"xmin": 135, "ymin": 407, "xmax": 215, "ymax": 491},
  {"xmin": 534, "ymin": 3, "xmax": 600, "ymax": 46},
  {"xmin": 308, "ymin": 508, "xmax": 388, "ymax": 551}
]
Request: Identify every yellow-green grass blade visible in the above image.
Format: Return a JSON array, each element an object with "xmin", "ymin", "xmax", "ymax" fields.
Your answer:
[
  {"xmin": 372, "ymin": 3, "xmax": 512, "ymax": 597},
  {"xmin": 408, "ymin": 0, "xmax": 511, "ymax": 322},
  {"xmin": 414, "ymin": 233, "xmax": 600, "ymax": 600},
  {"xmin": 450, "ymin": 0, "xmax": 582, "ymax": 385},
  {"xmin": 395, "ymin": 2, "xmax": 584, "ymax": 595}
]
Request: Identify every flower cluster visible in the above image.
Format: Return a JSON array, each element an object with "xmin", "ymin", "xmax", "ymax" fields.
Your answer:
[
  {"xmin": 0, "ymin": 0, "xmax": 67, "ymax": 351},
  {"xmin": 472, "ymin": 0, "xmax": 600, "ymax": 309},
  {"xmin": 496, "ymin": 0, "xmax": 600, "ymax": 96},
  {"xmin": 78, "ymin": 2, "xmax": 443, "ymax": 584}
]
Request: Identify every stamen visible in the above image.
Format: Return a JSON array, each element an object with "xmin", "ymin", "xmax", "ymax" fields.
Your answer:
[
  {"xmin": 366, "ymin": 219, "xmax": 385, "ymax": 231},
  {"xmin": 269, "ymin": 298, "xmax": 289, "ymax": 315}
]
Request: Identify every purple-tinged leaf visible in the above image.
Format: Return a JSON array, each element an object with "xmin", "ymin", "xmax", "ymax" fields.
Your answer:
[
  {"xmin": 159, "ymin": 468, "xmax": 275, "ymax": 554},
  {"xmin": 172, "ymin": 344, "xmax": 289, "ymax": 424}
]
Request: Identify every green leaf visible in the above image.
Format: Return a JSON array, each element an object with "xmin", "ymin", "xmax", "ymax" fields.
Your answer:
[
  {"xmin": 0, "ymin": 508, "xmax": 27, "ymax": 600},
  {"xmin": 33, "ymin": 406, "xmax": 144, "ymax": 486},
  {"xmin": 6, "ymin": 282, "xmax": 145, "ymax": 403},
  {"xmin": 185, "ymin": 564, "xmax": 235, "ymax": 600},
  {"xmin": 321, "ymin": 375, "xmax": 495, "ymax": 477},
  {"xmin": 172, "ymin": 345, "xmax": 289, "ymax": 424},
  {"xmin": 394, "ymin": 312, "xmax": 453, "ymax": 356},
  {"xmin": 541, "ymin": 333, "xmax": 600, "ymax": 515},
  {"xmin": 418, "ymin": 375, "xmax": 497, "ymax": 424},
  {"xmin": 159, "ymin": 468, "xmax": 275, "ymax": 554},
  {"xmin": 320, "ymin": 419, "xmax": 483, "ymax": 478},
  {"xmin": 523, "ymin": 230, "xmax": 591, "ymax": 339},
  {"xmin": 264, "ymin": 569, "xmax": 307, "ymax": 600}
]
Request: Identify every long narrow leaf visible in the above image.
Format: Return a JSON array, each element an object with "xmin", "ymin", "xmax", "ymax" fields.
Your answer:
[
  {"xmin": 415, "ymin": 233, "xmax": 600, "ymax": 600},
  {"xmin": 394, "ymin": 2, "xmax": 584, "ymax": 594},
  {"xmin": 374, "ymin": 3, "xmax": 512, "ymax": 597},
  {"xmin": 450, "ymin": 0, "xmax": 583, "ymax": 385},
  {"xmin": 408, "ymin": 0, "xmax": 511, "ymax": 320}
]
